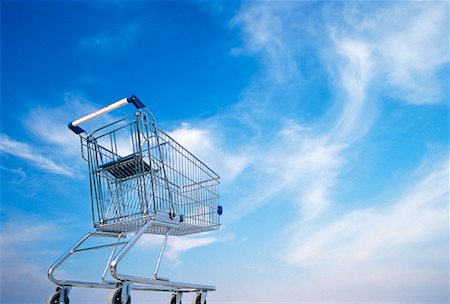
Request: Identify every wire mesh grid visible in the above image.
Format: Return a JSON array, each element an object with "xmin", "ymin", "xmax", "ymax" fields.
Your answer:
[{"xmin": 80, "ymin": 111, "xmax": 220, "ymax": 236}]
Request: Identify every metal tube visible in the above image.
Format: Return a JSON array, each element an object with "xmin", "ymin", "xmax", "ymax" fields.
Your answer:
[
  {"xmin": 110, "ymin": 221, "xmax": 153, "ymax": 279},
  {"xmin": 113, "ymin": 274, "xmax": 216, "ymax": 291},
  {"xmin": 153, "ymin": 229, "xmax": 170, "ymax": 279},
  {"xmin": 102, "ymin": 233, "xmax": 125, "ymax": 281},
  {"xmin": 72, "ymin": 98, "xmax": 129, "ymax": 127},
  {"xmin": 73, "ymin": 241, "xmax": 128, "ymax": 253},
  {"xmin": 48, "ymin": 232, "xmax": 93, "ymax": 285}
]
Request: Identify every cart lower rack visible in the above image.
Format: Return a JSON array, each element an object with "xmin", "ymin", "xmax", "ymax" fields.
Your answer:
[{"xmin": 48, "ymin": 96, "xmax": 222, "ymax": 304}]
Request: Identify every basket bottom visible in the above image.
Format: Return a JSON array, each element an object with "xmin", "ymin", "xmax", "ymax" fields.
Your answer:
[{"xmin": 95, "ymin": 216, "xmax": 218, "ymax": 236}]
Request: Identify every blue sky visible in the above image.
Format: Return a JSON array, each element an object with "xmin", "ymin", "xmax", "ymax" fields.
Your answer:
[{"xmin": 0, "ymin": 1, "xmax": 449, "ymax": 303}]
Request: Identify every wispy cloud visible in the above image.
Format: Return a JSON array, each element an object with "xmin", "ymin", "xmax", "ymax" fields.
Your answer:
[
  {"xmin": 165, "ymin": 235, "xmax": 217, "ymax": 265},
  {"xmin": 139, "ymin": 233, "xmax": 218, "ymax": 266},
  {"xmin": 193, "ymin": 4, "xmax": 449, "ymax": 300},
  {"xmin": 329, "ymin": 38, "xmax": 374, "ymax": 143},
  {"xmin": 197, "ymin": 1, "xmax": 449, "ymax": 224},
  {"xmin": 0, "ymin": 93, "xmax": 120, "ymax": 178},
  {"xmin": 0, "ymin": 134, "xmax": 74, "ymax": 177},
  {"xmin": 332, "ymin": 2, "xmax": 449, "ymax": 105},
  {"xmin": 216, "ymin": 2, "xmax": 367, "ymax": 221},
  {"xmin": 24, "ymin": 93, "xmax": 98, "ymax": 157},
  {"xmin": 231, "ymin": 3, "xmax": 299, "ymax": 84},
  {"xmin": 286, "ymin": 159, "xmax": 448, "ymax": 266},
  {"xmin": 0, "ymin": 218, "xmax": 65, "ymax": 303},
  {"xmin": 169, "ymin": 123, "xmax": 251, "ymax": 184},
  {"xmin": 78, "ymin": 24, "xmax": 140, "ymax": 54},
  {"xmin": 282, "ymin": 158, "xmax": 448, "ymax": 301}
]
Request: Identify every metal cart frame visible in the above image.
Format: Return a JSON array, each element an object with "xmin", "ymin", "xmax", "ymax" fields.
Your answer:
[{"xmin": 48, "ymin": 96, "xmax": 222, "ymax": 304}]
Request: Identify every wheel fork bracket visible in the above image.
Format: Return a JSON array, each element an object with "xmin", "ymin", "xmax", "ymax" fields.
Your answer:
[{"xmin": 58, "ymin": 286, "xmax": 71, "ymax": 304}]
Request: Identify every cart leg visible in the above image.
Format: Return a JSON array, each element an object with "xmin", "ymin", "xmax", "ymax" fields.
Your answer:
[
  {"xmin": 102, "ymin": 233, "xmax": 125, "ymax": 282},
  {"xmin": 154, "ymin": 228, "xmax": 170, "ymax": 281},
  {"xmin": 110, "ymin": 221, "xmax": 153, "ymax": 280}
]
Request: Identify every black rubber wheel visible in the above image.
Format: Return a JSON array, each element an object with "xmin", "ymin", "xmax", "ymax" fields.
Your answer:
[
  {"xmin": 194, "ymin": 293, "xmax": 206, "ymax": 304},
  {"xmin": 170, "ymin": 294, "xmax": 177, "ymax": 304},
  {"xmin": 49, "ymin": 291, "xmax": 69, "ymax": 304},
  {"xmin": 111, "ymin": 288, "xmax": 131, "ymax": 304}
]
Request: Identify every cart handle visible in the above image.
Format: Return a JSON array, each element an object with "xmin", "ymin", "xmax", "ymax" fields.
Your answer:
[{"xmin": 68, "ymin": 95, "xmax": 145, "ymax": 134}]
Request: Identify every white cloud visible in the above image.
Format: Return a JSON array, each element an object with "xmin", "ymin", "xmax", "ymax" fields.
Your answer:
[
  {"xmin": 139, "ymin": 233, "xmax": 218, "ymax": 266},
  {"xmin": 0, "ymin": 134, "xmax": 74, "ymax": 177},
  {"xmin": 14, "ymin": 93, "xmax": 132, "ymax": 177},
  {"xmin": 231, "ymin": 2, "xmax": 299, "ymax": 84},
  {"xmin": 208, "ymin": 0, "xmax": 449, "ymax": 226},
  {"xmin": 282, "ymin": 159, "xmax": 448, "ymax": 300},
  {"xmin": 329, "ymin": 38, "xmax": 374, "ymax": 143},
  {"xmin": 24, "ymin": 93, "xmax": 97, "ymax": 157},
  {"xmin": 334, "ymin": 2, "xmax": 449, "ymax": 104},
  {"xmin": 0, "ymin": 93, "xmax": 110, "ymax": 178},
  {"xmin": 0, "ymin": 218, "xmax": 69, "ymax": 304},
  {"xmin": 222, "ymin": 3, "xmax": 371, "ymax": 221},
  {"xmin": 169, "ymin": 123, "xmax": 251, "ymax": 184},
  {"xmin": 229, "ymin": 122, "xmax": 346, "ymax": 221},
  {"xmin": 377, "ymin": 3, "xmax": 449, "ymax": 104},
  {"xmin": 165, "ymin": 235, "xmax": 217, "ymax": 265},
  {"xmin": 199, "ymin": 4, "xmax": 449, "ymax": 301}
]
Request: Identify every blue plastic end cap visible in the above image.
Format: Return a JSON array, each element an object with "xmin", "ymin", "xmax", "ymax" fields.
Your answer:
[
  {"xmin": 68, "ymin": 122, "xmax": 85, "ymax": 134},
  {"xmin": 127, "ymin": 95, "xmax": 145, "ymax": 108},
  {"xmin": 217, "ymin": 205, "xmax": 223, "ymax": 216}
]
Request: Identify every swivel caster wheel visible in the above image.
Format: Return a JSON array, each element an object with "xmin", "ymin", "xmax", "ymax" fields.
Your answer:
[
  {"xmin": 111, "ymin": 287, "xmax": 131, "ymax": 304},
  {"xmin": 169, "ymin": 292, "xmax": 182, "ymax": 304},
  {"xmin": 49, "ymin": 287, "xmax": 70, "ymax": 304},
  {"xmin": 193, "ymin": 292, "xmax": 207, "ymax": 304}
]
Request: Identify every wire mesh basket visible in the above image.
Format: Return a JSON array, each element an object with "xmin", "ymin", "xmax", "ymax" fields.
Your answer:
[{"xmin": 80, "ymin": 110, "xmax": 221, "ymax": 236}]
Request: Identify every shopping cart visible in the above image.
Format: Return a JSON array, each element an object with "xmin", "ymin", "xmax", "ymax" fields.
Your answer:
[{"xmin": 48, "ymin": 96, "xmax": 222, "ymax": 304}]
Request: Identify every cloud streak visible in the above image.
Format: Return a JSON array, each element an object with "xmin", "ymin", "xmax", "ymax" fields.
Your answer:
[
  {"xmin": 287, "ymin": 159, "xmax": 448, "ymax": 267},
  {"xmin": 0, "ymin": 218, "xmax": 65, "ymax": 303},
  {"xmin": 197, "ymin": 0, "xmax": 449, "ymax": 221},
  {"xmin": 282, "ymin": 158, "xmax": 449, "ymax": 301},
  {"xmin": 331, "ymin": 1, "xmax": 449, "ymax": 105},
  {"xmin": 0, "ymin": 134, "xmax": 74, "ymax": 177},
  {"xmin": 139, "ymin": 233, "xmax": 218, "ymax": 266},
  {"xmin": 169, "ymin": 123, "xmax": 251, "ymax": 185}
]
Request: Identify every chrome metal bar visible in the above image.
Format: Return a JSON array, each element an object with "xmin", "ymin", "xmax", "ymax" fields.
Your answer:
[
  {"xmin": 92, "ymin": 231, "xmax": 125, "ymax": 238},
  {"xmin": 153, "ymin": 228, "xmax": 170, "ymax": 279},
  {"xmin": 109, "ymin": 221, "xmax": 214, "ymax": 291},
  {"xmin": 49, "ymin": 279, "xmax": 198, "ymax": 292},
  {"xmin": 50, "ymin": 279, "xmax": 118, "ymax": 289},
  {"xmin": 110, "ymin": 221, "xmax": 153, "ymax": 279},
  {"xmin": 48, "ymin": 232, "xmax": 93, "ymax": 285},
  {"xmin": 115, "ymin": 274, "xmax": 216, "ymax": 291},
  {"xmin": 102, "ymin": 233, "xmax": 125, "ymax": 282},
  {"xmin": 73, "ymin": 241, "xmax": 128, "ymax": 253}
]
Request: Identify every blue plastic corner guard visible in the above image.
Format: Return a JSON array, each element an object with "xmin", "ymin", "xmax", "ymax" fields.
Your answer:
[
  {"xmin": 217, "ymin": 205, "xmax": 223, "ymax": 216},
  {"xmin": 68, "ymin": 122, "xmax": 85, "ymax": 134},
  {"xmin": 127, "ymin": 95, "xmax": 145, "ymax": 108}
]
